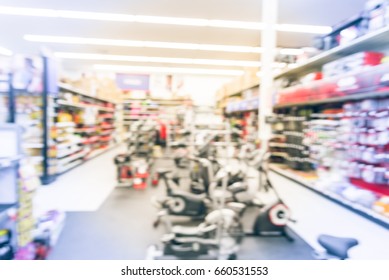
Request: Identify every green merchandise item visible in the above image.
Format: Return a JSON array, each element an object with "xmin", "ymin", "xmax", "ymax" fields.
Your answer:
[{"xmin": 0, "ymin": 229, "xmax": 9, "ymax": 238}]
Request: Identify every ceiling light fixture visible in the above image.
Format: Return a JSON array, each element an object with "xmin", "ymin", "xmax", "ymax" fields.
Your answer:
[
  {"xmin": 93, "ymin": 64, "xmax": 245, "ymax": 76},
  {"xmin": 277, "ymin": 23, "xmax": 331, "ymax": 34},
  {"xmin": 279, "ymin": 48, "xmax": 304, "ymax": 56},
  {"xmin": 0, "ymin": 46, "xmax": 13, "ymax": 56},
  {"xmin": 25, "ymin": 35, "xmax": 303, "ymax": 56},
  {"xmin": 55, "ymin": 52, "xmax": 262, "ymax": 67},
  {"xmin": 1, "ymin": 6, "xmax": 331, "ymax": 34},
  {"xmin": 25, "ymin": 35, "xmax": 261, "ymax": 53}
]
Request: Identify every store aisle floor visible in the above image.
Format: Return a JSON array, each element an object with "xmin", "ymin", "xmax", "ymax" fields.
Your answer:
[
  {"xmin": 45, "ymin": 152, "xmax": 314, "ymax": 260},
  {"xmin": 48, "ymin": 188, "xmax": 313, "ymax": 260},
  {"xmin": 48, "ymin": 187, "xmax": 166, "ymax": 260},
  {"xmin": 35, "ymin": 145, "xmax": 124, "ymax": 213}
]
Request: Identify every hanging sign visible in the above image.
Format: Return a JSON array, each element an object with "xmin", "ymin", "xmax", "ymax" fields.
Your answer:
[{"xmin": 116, "ymin": 73, "xmax": 150, "ymax": 91}]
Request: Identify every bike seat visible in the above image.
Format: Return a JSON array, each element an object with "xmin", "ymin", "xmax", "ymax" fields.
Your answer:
[
  {"xmin": 156, "ymin": 168, "xmax": 173, "ymax": 176},
  {"xmin": 226, "ymin": 202, "xmax": 246, "ymax": 216},
  {"xmin": 173, "ymin": 226, "xmax": 201, "ymax": 236},
  {"xmin": 318, "ymin": 234, "xmax": 358, "ymax": 259},
  {"xmin": 172, "ymin": 223, "xmax": 217, "ymax": 238},
  {"xmin": 227, "ymin": 182, "xmax": 248, "ymax": 194}
]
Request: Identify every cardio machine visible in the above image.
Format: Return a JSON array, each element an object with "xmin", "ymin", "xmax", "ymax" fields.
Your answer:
[
  {"xmin": 230, "ymin": 150, "xmax": 295, "ymax": 241},
  {"xmin": 147, "ymin": 206, "xmax": 245, "ymax": 260}
]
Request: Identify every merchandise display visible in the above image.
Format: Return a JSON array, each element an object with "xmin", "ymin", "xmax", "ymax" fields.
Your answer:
[
  {"xmin": 0, "ymin": 124, "xmax": 64, "ymax": 260},
  {"xmin": 11, "ymin": 55, "xmax": 57, "ymax": 182},
  {"xmin": 0, "ymin": 62, "xmax": 10, "ymax": 123},
  {"xmin": 314, "ymin": 0, "xmax": 389, "ymax": 51},
  {"xmin": 115, "ymin": 120, "xmax": 156, "ymax": 189},
  {"xmin": 54, "ymin": 84, "xmax": 119, "ymax": 174},
  {"xmin": 268, "ymin": 1, "xmax": 389, "ymax": 230}
]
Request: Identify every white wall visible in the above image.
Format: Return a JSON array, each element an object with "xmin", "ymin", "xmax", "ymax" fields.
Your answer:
[
  {"xmin": 59, "ymin": 66, "xmax": 233, "ymax": 107},
  {"xmin": 178, "ymin": 75, "xmax": 232, "ymax": 106}
]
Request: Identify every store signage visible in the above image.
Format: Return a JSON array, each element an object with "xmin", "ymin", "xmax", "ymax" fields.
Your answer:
[
  {"xmin": 239, "ymin": 100, "xmax": 248, "ymax": 111},
  {"xmin": 116, "ymin": 73, "xmax": 150, "ymax": 91},
  {"xmin": 250, "ymin": 98, "xmax": 259, "ymax": 109}
]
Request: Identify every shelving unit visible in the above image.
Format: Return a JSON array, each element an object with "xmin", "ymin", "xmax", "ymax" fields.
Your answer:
[
  {"xmin": 122, "ymin": 97, "xmax": 185, "ymax": 144},
  {"xmin": 0, "ymin": 71, "xmax": 11, "ymax": 123},
  {"xmin": 269, "ymin": 24, "xmax": 389, "ymax": 227},
  {"xmin": 274, "ymin": 25, "xmax": 389, "ymax": 80},
  {"xmin": 215, "ymin": 69, "xmax": 260, "ymax": 111},
  {"xmin": 7, "ymin": 55, "xmax": 58, "ymax": 185},
  {"xmin": 274, "ymin": 89, "xmax": 389, "ymax": 109},
  {"xmin": 54, "ymin": 84, "xmax": 119, "ymax": 175},
  {"xmin": 0, "ymin": 124, "xmax": 24, "ymax": 258},
  {"xmin": 270, "ymin": 164, "xmax": 389, "ymax": 229}
]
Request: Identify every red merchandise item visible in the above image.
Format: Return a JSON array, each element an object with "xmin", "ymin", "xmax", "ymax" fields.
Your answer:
[{"xmin": 158, "ymin": 121, "xmax": 167, "ymax": 140}]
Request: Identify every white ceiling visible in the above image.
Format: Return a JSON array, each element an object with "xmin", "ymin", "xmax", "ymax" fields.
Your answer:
[{"xmin": 0, "ymin": 0, "xmax": 367, "ymax": 75}]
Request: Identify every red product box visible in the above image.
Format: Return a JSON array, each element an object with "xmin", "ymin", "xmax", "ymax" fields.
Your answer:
[{"xmin": 313, "ymin": 79, "xmax": 338, "ymax": 100}]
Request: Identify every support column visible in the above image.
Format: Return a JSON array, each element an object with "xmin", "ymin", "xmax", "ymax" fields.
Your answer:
[{"xmin": 258, "ymin": 0, "xmax": 278, "ymax": 151}]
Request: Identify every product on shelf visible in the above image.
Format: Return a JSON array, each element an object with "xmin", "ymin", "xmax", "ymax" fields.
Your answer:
[
  {"xmin": 32, "ymin": 210, "xmax": 66, "ymax": 258},
  {"xmin": 314, "ymin": 13, "xmax": 370, "ymax": 51},
  {"xmin": 270, "ymin": 113, "xmax": 313, "ymax": 171},
  {"xmin": 55, "ymin": 85, "xmax": 118, "ymax": 174},
  {"xmin": 270, "ymin": 4, "xmax": 389, "ymax": 227},
  {"xmin": 14, "ymin": 159, "xmax": 42, "ymax": 260},
  {"xmin": 276, "ymin": 60, "xmax": 389, "ymax": 106},
  {"xmin": 322, "ymin": 52, "xmax": 384, "ymax": 78},
  {"xmin": 272, "ymin": 96, "xmax": 388, "ymax": 222},
  {"xmin": 373, "ymin": 196, "xmax": 389, "ymax": 216},
  {"xmin": 366, "ymin": 0, "xmax": 389, "ymax": 31},
  {"xmin": 9, "ymin": 55, "xmax": 58, "ymax": 183}
]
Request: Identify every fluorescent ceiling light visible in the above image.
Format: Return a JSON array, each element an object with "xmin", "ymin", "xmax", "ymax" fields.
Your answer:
[
  {"xmin": 93, "ymin": 64, "xmax": 244, "ymax": 76},
  {"xmin": 277, "ymin": 24, "xmax": 331, "ymax": 34},
  {"xmin": 279, "ymin": 48, "xmax": 304, "ymax": 56},
  {"xmin": 26, "ymin": 35, "xmax": 261, "ymax": 53},
  {"xmin": 55, "ymin": 52, "xmax": 261, "ymax": 67},
  {"xmin": 26, "ymin": 35, "xmax": 303, "ymax": 56},
  {"xmin": 1, "ymin": 6, "xmax": 331, "ymax": 34},
  {"xmin": 0, "ymin": 46, "xmax": 13, "ymax": 56}
]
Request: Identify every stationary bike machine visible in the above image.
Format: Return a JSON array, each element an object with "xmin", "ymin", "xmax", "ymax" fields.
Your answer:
[
  {"xmin": 152, "ymin": 160, "xmax": 212, "ymax": 221},
  {"xmin": 245, "ymin": 152, "xmax": 294, "ymax": 241},
  {"xmin": 147, "ymin": 207, "xmax": 244, "ymax": 260}
]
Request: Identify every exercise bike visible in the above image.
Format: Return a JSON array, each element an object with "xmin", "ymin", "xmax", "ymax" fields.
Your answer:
[
  {"xmin": 152, "ymin": 155, "xmax": 254, "ymax": 227},
  {"xmin": 147, "ymin": 204, "xmax": 246, "ymax": 260},
  {"xmin": 151, "ymin": 157, "xmax": 221, "ymax": 225},
  {"xmin": 226, "ymin": 150, "xmax": 295, "ymax": 242}
]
